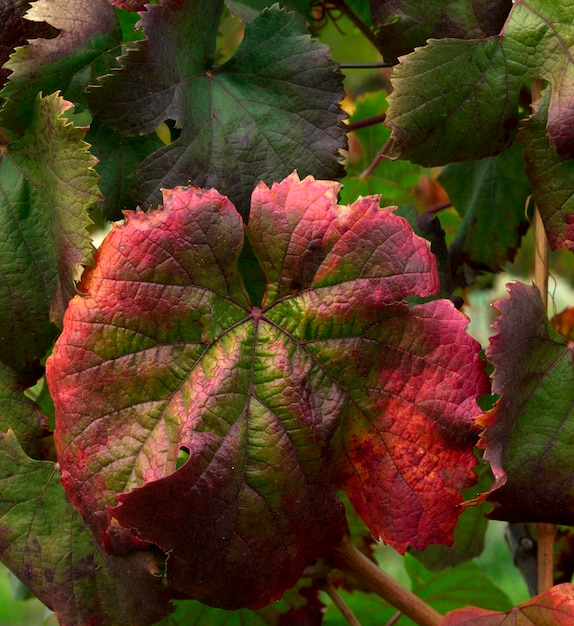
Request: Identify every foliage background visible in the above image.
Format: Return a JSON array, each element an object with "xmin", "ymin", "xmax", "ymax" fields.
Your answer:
[{"xmin": 1, "ymin": 0, "xmax": 574, "ymax": 624}]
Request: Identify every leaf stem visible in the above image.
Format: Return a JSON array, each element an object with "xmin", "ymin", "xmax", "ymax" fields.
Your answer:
[
  {"xmin": 320, "ymin": 575, "xmax": 362, "ymax": 626},
  {"xmin": 537, "ymin": 523, "xmax": 556, "ymax": 593},
  {"xmin": 360, "ymin": 137, "xmax": 395, "ymax": 177},
  {"xmin": 330, "ymin": 536, "xmax": 442, "ymax": 626},
  {"xmin": 531, "ymin": 78, "xmax": 556, "ymax": 595},
  {"xmin": 347, "ymin": 113, "xmax": 387, "ymax": 132},
  {"xmin": 533, "ymin": 206, "xmax": 549, "ymax": 310},
  {"xmin": 331, "ymin": 0, "xmax": 380, "ymax": 50},
  {"xmin": 340, "ymin": 62, "xmax": 394, "ymax": 69}
]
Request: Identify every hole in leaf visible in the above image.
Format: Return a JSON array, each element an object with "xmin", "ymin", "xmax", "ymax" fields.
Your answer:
[
  {"xmin": 215, "ymin": 6, "xmax": 245, "ymax": 67},
  {"xmin": 176, "ymin": 446, "xmax": 190, "ymax": 469},
  {"xmin": 155, "ymin": 119, "xmax": 181, "ymax": 145}
]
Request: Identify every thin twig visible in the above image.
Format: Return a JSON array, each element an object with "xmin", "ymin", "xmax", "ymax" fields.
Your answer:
[
  {"xmin": 340, "ymin": 62, "xmax": 394, "ymax": 69},
  {"xmin": 533, "ymin": 206, "xmax": 549, "ymax": 309},
  {"xmin": 330, "ymin": 535, "xmax": 442, "ymax": 626},
  {"xmin": 424, "ymin": 200, "xmax": 452, "ymax": 214},
  {"xmin": 321, "ymin": 576, "xmax": 362, "ymax": 626},
  {"xmin": 347, "ymin": 113, "xmax": 387, "ymax": 132},
  {"xmin": 385, "ymin": 612, "xmax": 402, "ymax": 626},
  {"xmin": 331, "ymin": 0, "xmax": 380, "ymax": 49},
  {"xmin": 360, "ymin": 137, "xmax": 395, "ymax": 178}
]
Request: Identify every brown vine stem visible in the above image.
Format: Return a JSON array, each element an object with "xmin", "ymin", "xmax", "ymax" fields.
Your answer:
[
  {"xmin": 533, "ymin": 200, "xmax": 555, "ymax": 594},
  {"xmin": 347, "ymin": 112, "xmax": 387, "ymax": 132},
  {"xmin": 330, "ymin": 535, "xmax": 442, "ymax": 626},
  {"xmin": 320, "ymin": 576, "xmax": 362, "ymax": 626},
  {"xmin": 360, "ymin": 137, "xmax": 395, "ymax": 178},
  {"xmin": 531, "ymin": 77, "xmax": 556, "ymax": 595}
]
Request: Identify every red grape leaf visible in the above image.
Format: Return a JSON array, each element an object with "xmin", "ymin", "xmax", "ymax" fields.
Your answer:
[
  {"xmin": 47, "ymin": 172, "xmax": 487, "ymax": 609},
  {"xmin": 442, "ymin": 583, "xmax": 574, "ymax": 625},
  {"xmin": 478, "ymin": 282, "xmax": 574, "ymax": 523}
]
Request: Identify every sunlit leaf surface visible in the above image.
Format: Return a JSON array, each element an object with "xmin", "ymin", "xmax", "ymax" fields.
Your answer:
[{"xmin": 0, "ymin": 93, "xmax": 97, "ymax": 369}]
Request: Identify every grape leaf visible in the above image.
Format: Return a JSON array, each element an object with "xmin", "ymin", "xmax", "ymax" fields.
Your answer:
[
  {"xmin": 386, "ymin": 0, "xmax": 574, "ymax": 166},
  {"xmin": 0, "ymin": 0, "xmax": 58, "ymax": 90},
  {"xmin": 86, "ymin": 120, "xmax": 164, "ymax": 220},
  {"xmin": 406, "ymin": 555, "xmax": 512, "ymax": 617},
  {"xmin": 159, "ymin": 580, "xmax": 322, "ymax": 625},
  {"xmin": 409, "ymin": 456, "xmax": 492, "ymax": 571},
  {"xmin": 0, "ymin": 430, "xmax": 174, "ymax": 626},
  {"xmin": 441, "ymin": 583, "xmax": 574, "ymax": 625},
  {"xmin": 0, "ymin": 0, "xmax": 121, "ymax": 130},
  {"xmin": 0, "ymin": 363, "xmax": 47, "ymax": 459},
  {"xmin": 478, "ymin": 282, "xmax": 574, "ymax": 524},
  {"xmin": 438, "ymin": 141, "xmax": 532, "ymax": 279},
  {"xmin": 0, "ymin": 93, "xmax": 97, "ymax": 370},
  {"xmin": 518, "ymin": 86, "xmax": 574, "ymax": 250},
  {"xmin": 46, "ymin": 173, "xmax": 487, "ymax": 609},
  {"xmin": 324, "ymin": 557, "xmax": 510, "ymax": 625},
  {"xmin": 225, "ymin": 0, "xmax": 306, "ymax": 25},
  {"xmin": 86, "ymin": 0, "xmax": 347, "ymax": 217},
  {"xmin": 369, "ymin": 0, "xmax": 511, "ymax": 64}
]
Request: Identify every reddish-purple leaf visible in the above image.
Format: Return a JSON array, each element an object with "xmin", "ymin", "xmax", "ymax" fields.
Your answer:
[
  {"xmin": 478, "ymin": 282, "xmax": 574, "ymax": 523},
  {"xmin": 0, "ymin": 0, "xmax": 58, "ymax": 90},
  {"xmin": 442, "ymin": 583, "xmax": 574, "ymax": 625},
  {"xmin": 47, "ymin": 173, "xmax": 487, "ymax": 609},
  {"xmin": 0, "ymin": 0, "xmax": 121, "ymax": 130}
]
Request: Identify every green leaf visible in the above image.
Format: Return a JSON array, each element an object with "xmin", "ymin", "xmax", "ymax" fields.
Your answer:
[
  {"xmin": 518, "ymin": 86, "xmax": 574, "ymax": 250},
  {"xmin": 87, "ymin": 0, "xmax": 347, "ymax": 217},
  {"xmin": 0, "ymin": 362, "xmax": 47, "ymax": 458},
  {"xmin": 0, "ymin": 430, "xmax": 174, "ymax": 626},
  {"xmin": 340, "ymin": 92, "xmax": 421, "ymax": 207},
  {"xmin": 160, "ymin": 580, "xmax": 323, "ymax": 625},
  {"xmin": 479, "ymin": 282, "xmax": 574, "ymax": 524},
  {"xmin": 86, "ymin": 120, "xmax": 164, "ymax": 220},
  {"xmin": 0, "ymin": 0, "xmax": 122, "ymax": 130},
  {"xmin": 386, "ymin": 36, "xmax": 521, "ymax": 165},
  {"xmin": 225, "ymin": 0, "xmax": 307, "ymax": 25},
  {"xmin": 438, "ymin": 141, "xmax": 532, "ymax": 278},
  {"xmin": 0, "ymin": 93, "xmax": 97, "ymax": 369},
  {"xmin": 386, "ymin": 0, "xmax": 574, "ymax": 166},
  {"xmin": 370, "ymin": 0, "xmax": 511, "ymax": 64},
  {"xmin": 405, "ymin": 554, "xmax": 512, "ymax": 620},
  {"xmin": 323, "ymin": 554, "xmax": 511, "ymax": 625},
  {"xmin": 47, "ymin": 173, "xmax": 487, "ymax": 609}
]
